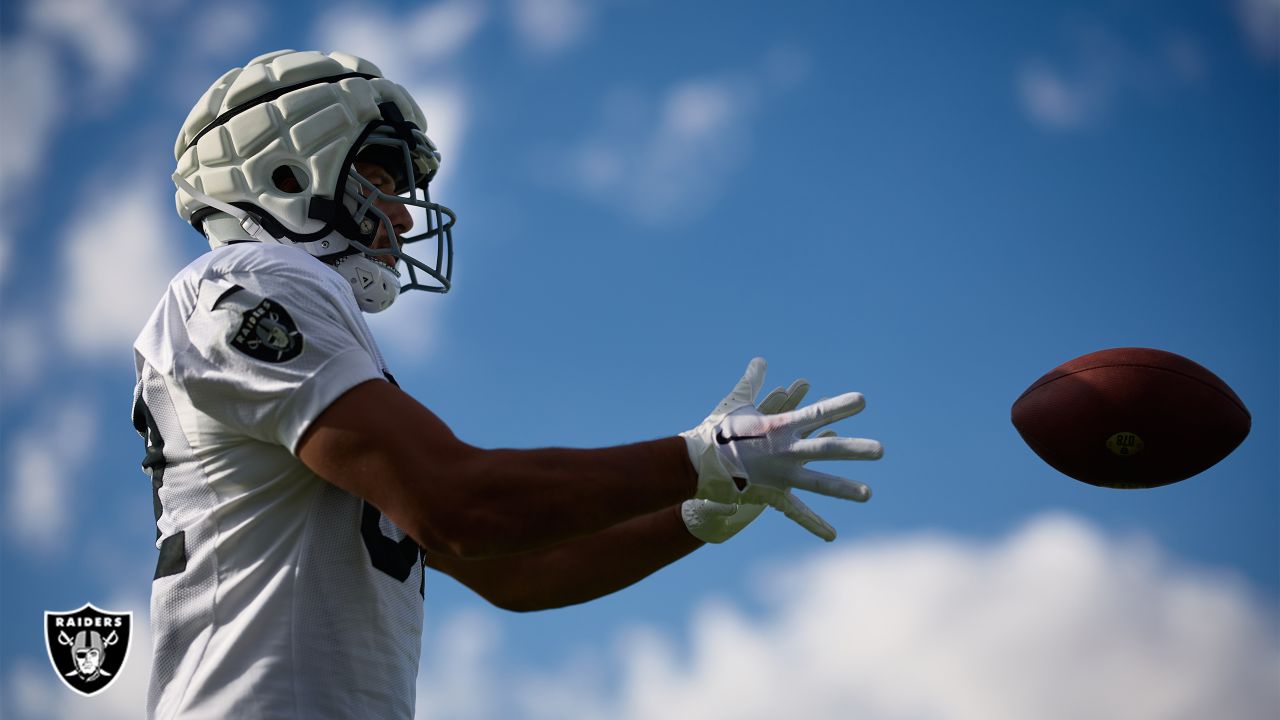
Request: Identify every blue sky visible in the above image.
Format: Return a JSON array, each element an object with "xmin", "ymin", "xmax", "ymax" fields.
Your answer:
[{"xmin": 1, "ymin": 0, "xmax": 1277, "ymax": 718}]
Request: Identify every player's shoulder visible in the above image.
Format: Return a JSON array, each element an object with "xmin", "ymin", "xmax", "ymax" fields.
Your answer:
[
  {"xmin": 163, "ymin": 243, "xmax": 356, "ymax": 315},
  {"xmin": 137, "ymin": 243, "xmax": 357, "ymax": 365},
  {"xmin": 183, "ymin": 243, "xmax": 344, "ymax": 291}
]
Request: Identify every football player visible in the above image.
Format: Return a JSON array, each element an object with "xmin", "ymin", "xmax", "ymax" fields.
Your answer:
[{"xmin": 135, "ymin": 50, "xmax": 882, "ymax": 719}]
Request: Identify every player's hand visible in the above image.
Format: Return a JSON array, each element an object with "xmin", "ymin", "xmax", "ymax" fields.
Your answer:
[
  {"xmin": 681, "ymin": 500, "xmax": 766, "ymax": 543},
  {"xmin": 681, "ymin": 374, "xmax": 814, "ymax": 543},
  {"xmin": 680, "ymin": 357, "xmax": 882, "ymax": 541}
]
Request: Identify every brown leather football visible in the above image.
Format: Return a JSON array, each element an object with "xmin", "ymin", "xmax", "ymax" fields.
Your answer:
[{"xmin": 1011, "ymin": 348, "xmax": 1251, "ymax": 489}]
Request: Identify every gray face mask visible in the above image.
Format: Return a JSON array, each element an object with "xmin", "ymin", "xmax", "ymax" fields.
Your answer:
[
  {"xmin": 173, "ymin": 128, "xmax": 456, "ymax": 314},
  {"xmin": 339, "ymin": 128, "xmax": 457, "ymax": 297}
]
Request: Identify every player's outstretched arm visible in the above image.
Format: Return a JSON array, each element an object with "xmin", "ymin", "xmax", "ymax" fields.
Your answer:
[
  {"xmin": 299, "ymin": 358, "xmax": 878, "ymax": 558},
  {"xmin": 423, "ymin": 380, "xmax": 816, "ymax": 611},
  {"xmin": 298, "ymin": 378, "xmax": 698, "ymax": 559},
  {"xmin": 425, "ymin": 503, "xmax": 700, "ymax": 612}
]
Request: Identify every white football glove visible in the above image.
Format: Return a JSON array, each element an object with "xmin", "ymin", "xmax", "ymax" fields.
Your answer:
[
  {"xmin": 681, "ymin": 501, "xmax": 766, "ymax": 544},
  {"xmin": 681, "ymin": 377, "xmax": 817, "ymax": 543},
  {"xmin": 681, "ymin": 358, "xmax": 882, "ymax": 541}
]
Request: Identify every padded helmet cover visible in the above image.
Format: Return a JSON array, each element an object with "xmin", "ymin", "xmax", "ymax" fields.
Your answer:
[{"xmin": 172, "ymin": 50, "xmax": 455, "ymax": 310}]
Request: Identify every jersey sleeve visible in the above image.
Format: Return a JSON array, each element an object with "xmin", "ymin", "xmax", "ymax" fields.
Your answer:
[{"xmin": 176, "ymin": 260, "xmax": 385, "ymax": 453}]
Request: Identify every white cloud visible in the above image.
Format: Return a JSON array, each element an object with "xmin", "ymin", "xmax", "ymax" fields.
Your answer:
[
  {"xmin": 0, "ymin": 314, "xmax": 47, "ymax": 401},
  {"xmin": 6, "ymin": 594, "xmax": 151, "ymax": 720},
  {"xmin": 509, "ymin": 0, "xmax": 593, "ymax": 56},
  {"xmin": 553, "ymin": 47, "xmax": 811, "ymax": 224},
  {"xmin": 1235, "ymin": 0, "xmax": 1280, "ymax": 59},
  {"xmin": 186, "ymin": 2, "xmax": 265, "ymax": 60},
  {"xmin": 637, "ymin": 80, "xmax": 752, "ymax": 214},
  {"xmin": 1015, "ymin": 26, "xmax": 1128, "ymax": 131},
  {"xmin": 0, "ymin": 38, "xmax": 63, "ymax": 266},
  {"xmin": 413, "ymin": 515, "xmax": 1279, "ymax": 720},
  {"xmin": 562, "ymin": 71, "xmax": 764, "ymax": 224},
  {"xmin": 1017, "ymin": 61, "xmax": 1101, "ymax": 130},
  {"xmin": 6, "ymin": 516, "xmax": 1273, "ymax": 718},
  {"xmin": 1016, "ymin": 25, "xmax": 1211, "ymax": 132},
  {"xmin": 0, "ymin": 226, "xmax": 11, "ymax": 294},
  {"xmin": 2, "ymin": 0, "xmax": 164, "ymax": 228},
  {"xmin": 404, "ymin": 0, "xmax": 491, "ymax": 67},
  {"xmin": 415, "ymin": 609, "xmax": 506, "ymax": 720},
  {"xmin": 57, "ymin": 171, "xmax": 183, "ymax": 359},
  {"xmin": 0, "ymin": 38, "xmax": 62, "ymax": 202},
  {"xmin": 4, "ymin": 399, "xmax": 97, "ymax": 556},
  {"xmin": 405, "ymin": 83, "xmax": 470, "ymax": 198},
  {"xmin": 27, "ymin": 0, "xmax": 144, "ymax": 102},
  {"xmin": 364, "ymin": 277, "xmax": 448, "ymax": 367},
  {"xmin": 312, "ymin": 0, "xmax": 489, "ymax": 81},
  {"xmin": 311, "ymin": 12, "xmax": 395, "ymax": 74}
]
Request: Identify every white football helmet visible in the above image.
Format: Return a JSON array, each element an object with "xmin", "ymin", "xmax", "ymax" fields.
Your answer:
[{"xmin": 173, "ymin": 49, "xmax": 455, "ymax": 312}]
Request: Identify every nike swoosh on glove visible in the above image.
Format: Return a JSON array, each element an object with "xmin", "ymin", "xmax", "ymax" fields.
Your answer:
[
  {"xmin": 681, "ymin": 375, "xmax": 816, "ymax": 544},
  {"xmin": 681, "ymin": 358, "xmax": 883, "ymax": 541}
]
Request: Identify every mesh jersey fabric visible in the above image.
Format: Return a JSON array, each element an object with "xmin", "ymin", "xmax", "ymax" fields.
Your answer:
[{"xmin": 132, "ymin": 242, "xmax": 425, "ymax": 719}]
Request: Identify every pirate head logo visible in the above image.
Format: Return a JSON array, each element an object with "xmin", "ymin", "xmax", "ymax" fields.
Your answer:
[
  {"xmin": 230, "ymin": 297, "xmax": 304, "ymax": 363},
  {"xmin": 44, "ymin": 604, "xmax": 132, "ymax": 696}
]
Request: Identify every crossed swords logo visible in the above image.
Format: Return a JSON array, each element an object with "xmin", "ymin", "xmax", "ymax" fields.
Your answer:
[{"xmin": 44, "ymin": 604, "xmax": 132, "ymax": 697}]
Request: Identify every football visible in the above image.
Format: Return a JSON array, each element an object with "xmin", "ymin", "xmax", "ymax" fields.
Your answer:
[{"xmin": 1011, "ymin": 348, "xmax": 1251, "ymax": 489}]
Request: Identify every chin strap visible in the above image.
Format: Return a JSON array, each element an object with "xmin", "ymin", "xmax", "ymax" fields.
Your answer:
[
  {"xmin": 174, "ymin": 172, "xmax": 402, "ymax": 314},
  {"xmin": 172, "ymin": 173, "xmax": 274, "ymax": 242}
]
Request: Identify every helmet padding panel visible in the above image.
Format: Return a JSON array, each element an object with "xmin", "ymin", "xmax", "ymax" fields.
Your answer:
[{"xmin": 173, "ymin": 49, "xmax": 456, "ymax": 308}]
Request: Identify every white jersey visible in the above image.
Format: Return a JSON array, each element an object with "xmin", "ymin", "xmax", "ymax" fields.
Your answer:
[{"xmin": 132, "ymin": 243, "xmax": 425, "ymax": 719}]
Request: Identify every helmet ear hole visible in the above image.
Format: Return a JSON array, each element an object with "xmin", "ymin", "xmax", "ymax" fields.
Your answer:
[{"xmin": 272, "ymin": 165, "xmax": 309, "ymax": 193}]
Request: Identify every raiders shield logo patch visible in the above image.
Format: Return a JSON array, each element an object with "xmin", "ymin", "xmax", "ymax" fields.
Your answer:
[
  {"xmin": 44, "ymin": 604, "xmax": 133, "ymax": 697},
  {"xmin": 230, "ymin": 298, "xmax": 304, "ymax": 362}
]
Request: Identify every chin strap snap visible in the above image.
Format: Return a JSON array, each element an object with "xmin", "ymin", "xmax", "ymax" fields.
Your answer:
[{"xmin": 173, "ymin": 173, "xmax": 274, "ymax": 242}]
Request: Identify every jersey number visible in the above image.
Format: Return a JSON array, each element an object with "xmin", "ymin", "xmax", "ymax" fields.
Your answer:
[
  {"xmin": 361, "ymin": 502, "xmax": 425, "ymax": 597},
  {"xmin": 131, "ymin": 393, "xmax": 187, "ymax": 580},
  {"xmin": 362, "ymin": 369, "xmax": 424, "ymax": 596},
  {"xmin": 133, "ymin": 393, "xmax": 422, "ymax": 594}
]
